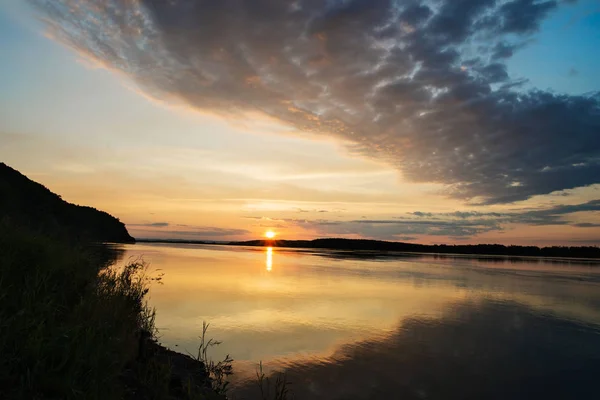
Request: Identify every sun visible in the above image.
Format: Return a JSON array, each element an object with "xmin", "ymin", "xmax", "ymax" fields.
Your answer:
[{"xmin": 265, "ymin": 230, "xmax": 276, "ymax": 239}]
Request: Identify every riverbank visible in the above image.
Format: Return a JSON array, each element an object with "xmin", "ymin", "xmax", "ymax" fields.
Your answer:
[{"xmin": 0, "ymin": 228, "xmax": 222, "ymax": 400}]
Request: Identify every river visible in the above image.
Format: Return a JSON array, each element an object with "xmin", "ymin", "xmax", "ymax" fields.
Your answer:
[{"xmin": 117, "ymin": 242, "xmax": 600, "ymax": 399}]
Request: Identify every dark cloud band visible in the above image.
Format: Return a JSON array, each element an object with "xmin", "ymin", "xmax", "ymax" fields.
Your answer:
[{"xmin": 278, "ymin": 199, "xmax": 600, "ymax": 238}]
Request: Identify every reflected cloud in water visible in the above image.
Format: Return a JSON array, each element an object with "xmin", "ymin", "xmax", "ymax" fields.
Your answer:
[{"xmin": 233, "ymin": 299, "xmax": 600, "ymax": 400}]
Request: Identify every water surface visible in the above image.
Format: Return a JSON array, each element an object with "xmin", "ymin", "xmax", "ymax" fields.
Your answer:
[{"xmin": 119, "ymin": 243, "xmax": 600, "ymax": 399}]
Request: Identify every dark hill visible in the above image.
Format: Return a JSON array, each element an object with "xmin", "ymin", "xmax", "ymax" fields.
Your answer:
[{"xmin": 0, "ymin": 162, "xmax": 134, "ymax": 243}]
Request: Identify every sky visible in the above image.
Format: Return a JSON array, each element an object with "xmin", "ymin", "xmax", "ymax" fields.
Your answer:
[{"xmin": 1, "ymin": 0, "xmax": 599, "ymax": 246}]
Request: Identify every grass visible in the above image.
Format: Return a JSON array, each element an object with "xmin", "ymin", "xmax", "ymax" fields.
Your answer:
[
  {"xmin": 1, "ymin": 230, "xmax": 123, "ymax": 398},
  {"xmin": 0, "ymin": 226, "xmax": 292, "ymax": 400},
  {"xmin": 0, "ymin": 227, "xmax": 219, "ymax": 399},
  {"xmin": 255, "ymin": 362, "xmax": 292, "ymax": 400},
  {"xmin": 193, "ymin": 324, "xmax": 292, "ymax": 400},
  {"xmin": 194, "ymin": 322, "xmax": 233, "ymax": 395}
]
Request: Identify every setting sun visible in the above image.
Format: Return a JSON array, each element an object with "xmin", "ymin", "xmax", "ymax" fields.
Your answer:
[{"xmin": 265, "ymin": 230, "xmax": 276, "ymax": 239}]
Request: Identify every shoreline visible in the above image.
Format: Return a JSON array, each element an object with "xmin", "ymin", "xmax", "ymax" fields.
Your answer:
[{"xmin": 133, "ymin": 238, "xmax": 600, "ymax": 261}]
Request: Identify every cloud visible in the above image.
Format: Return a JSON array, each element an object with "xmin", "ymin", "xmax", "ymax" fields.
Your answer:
[
  {"xmin": 411, "ymin": 211, "xmax": 434, "ymax": 217},
  {"xmin": 304, "ymin": 218, "xmax": 503, "ymax": 238},
  {"xmin": 131, "ymin": 224, "xmax": 251, "ymax": 239},
  {"xmin": 279, "ymin": 215, "xmax": 501, "ymax": 238},
  {"xmin": 130, "ymin": 222, "xmax": 170, "ymax": 227},
  {"xmin": 128, "ymin": 222, "xmax": 250, "ymax": 237},
  {"xmin": 573, "ymin": 222, "xmax": 600, "ymax": 228},
  {"xmin": 164, "ymin": 228, "xmax": 251, "ymax": 237},
  {"xmin": 30, "ymin": 0, "xmax": 600, "ymax": 204},
  {"xmin": 296, "ymin": 208, "xmax": 335, "ymax": 213},
  {"xmin": 395, "ymin": 236, "xmax": 417, "ymax": 241},
  {"xmin": 410, "ymin": 200, "xmax": 600, "ymax": 225},
  {"xmin": 520, "ymin": 199, "xmax": 600, "ymax": 224},
  {"xmin": 282, "ymin": 199, "xmax": 600, "ymax": 238}
]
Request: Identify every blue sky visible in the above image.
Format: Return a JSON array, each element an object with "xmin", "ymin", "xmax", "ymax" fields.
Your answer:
[{"xmin": 504, "ymin": 0, "xmax": 600, "ymax": 94}]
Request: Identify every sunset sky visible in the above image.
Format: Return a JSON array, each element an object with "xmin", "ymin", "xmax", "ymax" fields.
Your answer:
[{"xmin": 1, "ymin": 0, "xmax": 599, "ymax": 245}]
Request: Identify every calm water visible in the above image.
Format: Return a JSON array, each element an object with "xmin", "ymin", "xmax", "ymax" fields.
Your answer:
[{"xmin": 117, "ymin": 243, "xmax": 600, "ymax": 399}]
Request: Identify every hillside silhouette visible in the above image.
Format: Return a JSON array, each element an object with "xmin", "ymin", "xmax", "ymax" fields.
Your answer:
[{"xmin": 0, "ymin": 162, "xmax": 134, "ymax": 243}]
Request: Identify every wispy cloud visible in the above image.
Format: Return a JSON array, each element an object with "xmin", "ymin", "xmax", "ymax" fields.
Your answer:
[
  {"xmin": 30, "ymin": 0, "xmax": 600, "ymax": 204},
  {"xmin": 267, "ymin": 199, "xmax": 600, "ymax": 239},
  {"xmin": 130, "ymin": 222, "xmax": 170, "ymax": 228},
  {"xmin": 130, "ymin": 224, "xmax": 251, "ymax": 239},
  {"xmin": 162, "ymin": 228, "xmax": 251, "ymax": 238}
]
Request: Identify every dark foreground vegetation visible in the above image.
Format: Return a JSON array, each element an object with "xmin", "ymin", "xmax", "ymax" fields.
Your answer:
[
  {"xmin": 229, "ymin": 238, "xmax": 600, "ymax": 259},
  {"xmin": 0, "ymin": 225, "xmax": 228, "ymax": 399}
]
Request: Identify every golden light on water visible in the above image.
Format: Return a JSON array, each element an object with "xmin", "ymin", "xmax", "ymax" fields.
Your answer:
[
  {"xmin": 266, "ymin": 247, "xmax": 273, "ymax": 271},
  {"xmin": 265, "ymin": 230, "xmax": 276, "ymax": 239}
]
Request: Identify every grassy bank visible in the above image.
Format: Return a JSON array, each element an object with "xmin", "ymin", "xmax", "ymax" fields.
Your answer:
[{"xmin": 0, "ymin": 228, "xmax": 222, "ymax": 400}]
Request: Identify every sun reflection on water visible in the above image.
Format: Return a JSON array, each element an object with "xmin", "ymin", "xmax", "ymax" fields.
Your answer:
[{"xmin": 266, "ymin": 247, "xmax": 273, "ymax": 271}]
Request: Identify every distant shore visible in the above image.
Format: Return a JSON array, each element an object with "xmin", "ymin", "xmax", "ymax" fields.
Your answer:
[{"xmin": 135, "ymin": 237, "xmax": 600, "ymax": 260}]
